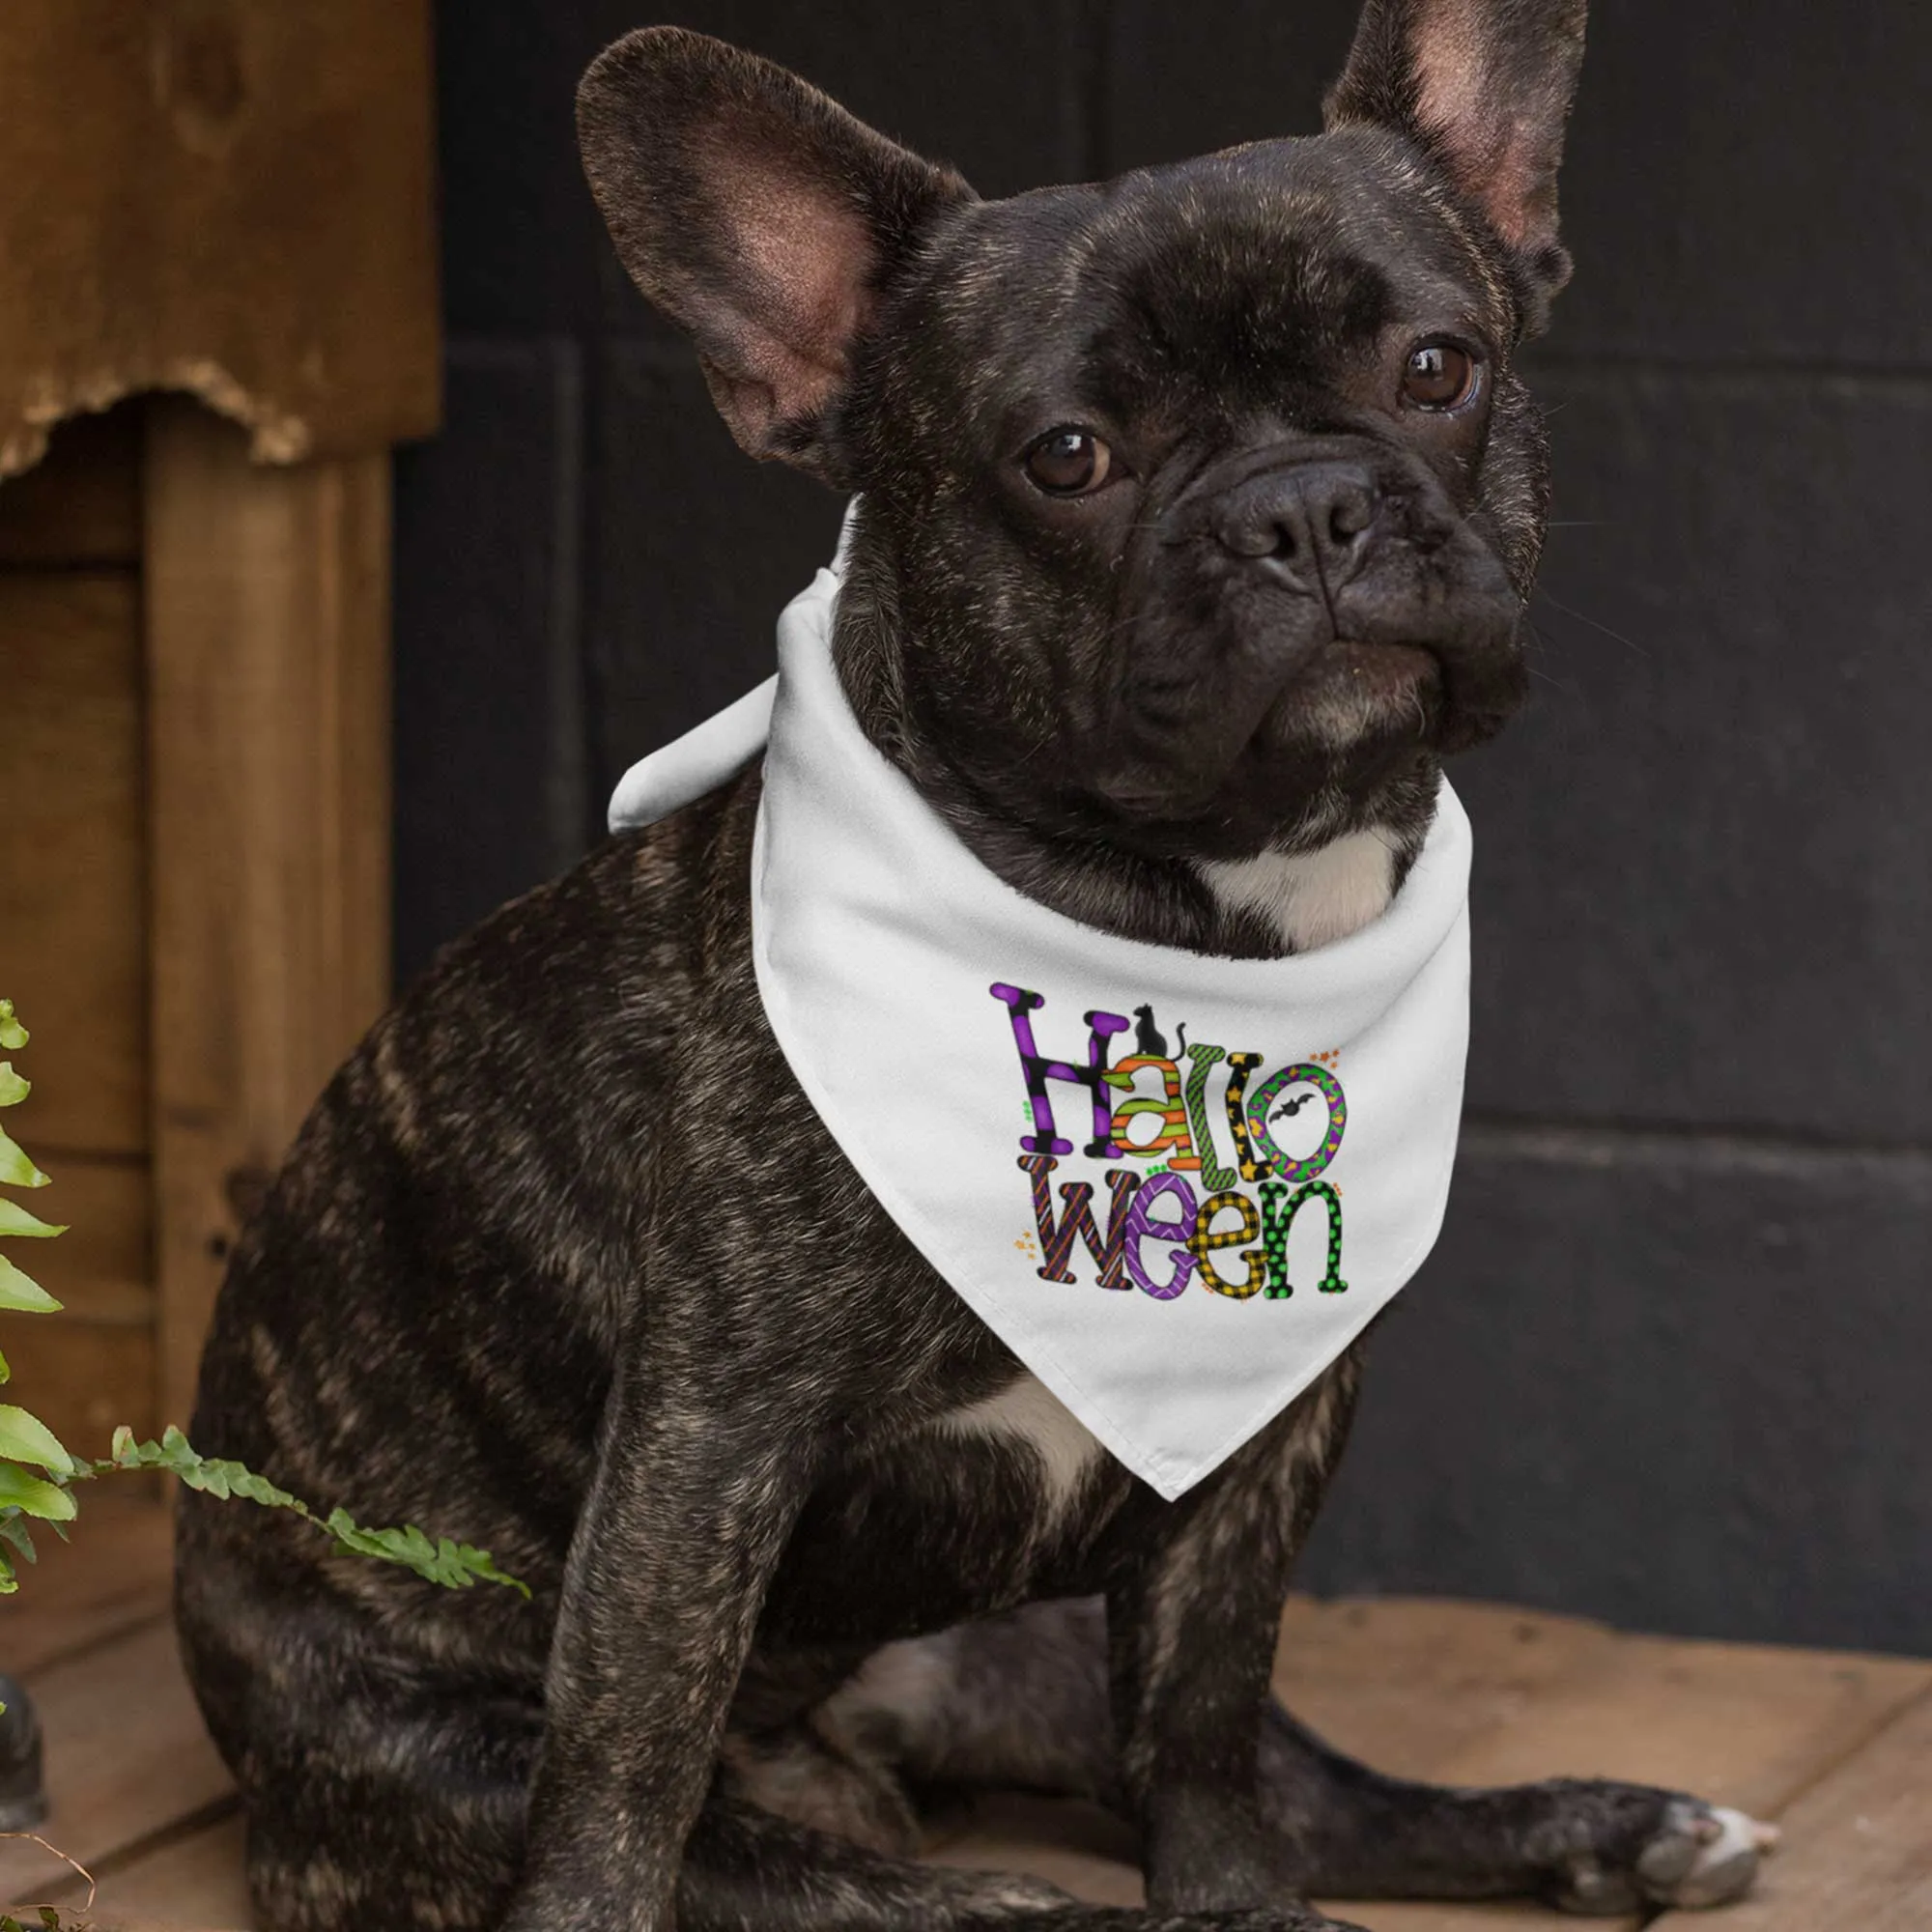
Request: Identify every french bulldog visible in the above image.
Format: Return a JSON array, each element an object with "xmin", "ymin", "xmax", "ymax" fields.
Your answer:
[{"xmin": 175, "ymin": 4, "xmax": 1776, "ymax": 1928}]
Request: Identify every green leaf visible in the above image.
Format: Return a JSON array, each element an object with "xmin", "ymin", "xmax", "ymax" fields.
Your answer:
[
  {"xmin": 0, "ymin": 1460, "xmax": 76, "ymax": 1521},
  {"xmin": 455, "ymin": 1544, "xmax": 529, "ymax": 1596},
  {"xmin": 0, "ymin": 1406, "xmax": 71, "ymax": 1475},
  {"xmin": 0, "ymin": 1511, "xmax": 40, "ymax": 1565},
  {"xmin": 0, "ymin": 1000, "xmax": 24, "ymax": 1050},
  {"xmin": 324, "ymin": 1509, "xmax": 397, "ymax": 1559},
  {"xmin": 105, "ymin": 1430, "xmax": 301, "ymax": 1516},
  {"xmin": 0, "ymin": 1198, "xmax": 64, "ymax": 1238},
  {"xmin": 0, "ymin": 1123, "xmax": 47, "ymax": 1189},
  {"xmin": 0, "ymin": 1345, "xmax": 9, "ymax": 1383},
  {"xmin": 98, "ymin": 1427, "xmax": 529, "ymax": 1599},
  {"xmin": 0, "ymin": 1065, "xmax": 26, "ymax": 1108},
  {"xmin": 322, "ymin": 1508, "xmax": 530, "ymax": 1598},
  {"xmin": 0, "ymin": 1255, "xmax": 60, "ymax": 1312}
]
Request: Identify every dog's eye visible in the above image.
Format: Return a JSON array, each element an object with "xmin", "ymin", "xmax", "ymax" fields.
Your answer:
[
  {"xmin": 1401, "ymin": 342, "xmax": 1480, "ymax": 412},
  {"xmin": 1024, "ymin": 428, "xmax": 1113, "ymax": 496}
]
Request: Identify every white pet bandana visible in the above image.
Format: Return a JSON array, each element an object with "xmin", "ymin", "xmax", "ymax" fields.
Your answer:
[{"xmin": 610, "ymin": 538, "xmax": 1472, "ymax": 1499}]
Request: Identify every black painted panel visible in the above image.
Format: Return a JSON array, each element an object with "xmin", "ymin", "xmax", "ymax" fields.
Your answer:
[
  {"xmin": 1105, "ymin": 0, "xmax": 1932, "ymax": 367},
  {"xmin": 441, "ymin": 0, "xmax": 1088, "ymax": 337},
  {"xmin": 1300, "ymin": 1130, "xmax": 1932, "ymax": 1654},
  {"xmin": 585, "ymin": 343, "xmax": 845, "ymax": 808},
  {"xmin": 1457, "ymin": 372, "xmax": 1932, "ymax": 1142},
  {"xmin": 1551, "ymin": 0, "xmax": 1932, "ymax": 365},
  {"xmin": 1102, "ymin": 0, "xmax": 1361, "ymax": 167},
  {"xmin": 392, "ymin": 342, "xmax": 586, "ymax": 983},
  {"xmin": 437, "ymin": 7, "xmax": 611, "ymax": 336}
]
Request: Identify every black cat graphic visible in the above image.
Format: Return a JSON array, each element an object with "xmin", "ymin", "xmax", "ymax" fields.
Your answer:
[{"xmin": 1132, "ymin": 1006, "xmax": 1187, "ymax": 1059}]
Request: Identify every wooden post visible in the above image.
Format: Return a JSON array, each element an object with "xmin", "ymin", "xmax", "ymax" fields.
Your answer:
[
  {"xmin": 143, "ymin": 398, "xmax": 391, "ymax": 1429},
  {"xmin": 0, "ymin": 0, "xmax": 433, "ymax": 1454}
]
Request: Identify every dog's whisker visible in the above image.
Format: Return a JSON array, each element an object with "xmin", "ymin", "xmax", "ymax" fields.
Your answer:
[{"xmin": 1533, "ymin": 587, "xmax": 1653, "ymax": 657}]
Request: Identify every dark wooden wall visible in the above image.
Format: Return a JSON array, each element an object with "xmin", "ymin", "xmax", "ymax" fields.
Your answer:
[
  {"xmin": 0, "ymin": 412, "xmax": 154, "ymax": 1456},
  {"xmin": 394, "ymin": 1, "xmax": 1932, "ymax": 1654}
]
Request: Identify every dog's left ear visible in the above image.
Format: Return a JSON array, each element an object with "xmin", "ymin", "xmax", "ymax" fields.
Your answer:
[{"xmin": 1325, "ymin": 0, "xmax": 1587, "ymax": 328}]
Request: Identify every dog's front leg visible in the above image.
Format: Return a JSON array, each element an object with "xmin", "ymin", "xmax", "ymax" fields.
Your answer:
[
  {"xmin": 1108, "ymin": 1365, "xmax": 1359, "ymax": 1918},
  {"xmin": 504, "ymin": 1352, "xmax": 820, "ymax": 1932}
]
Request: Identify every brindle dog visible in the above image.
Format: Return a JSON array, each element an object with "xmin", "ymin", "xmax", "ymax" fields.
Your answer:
[{"xmin": 176, "ymin": 4, "xmax": 1775, "ymax": 1928}]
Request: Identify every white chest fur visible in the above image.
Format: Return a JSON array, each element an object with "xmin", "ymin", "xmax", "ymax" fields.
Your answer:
[
  {"xmin": 941, "ymin": 1374, "xmax": 1103, "ymax": 1526},
  {"xmin": 1198, "ymin": 828, "xmax": 1397, "ymax": 953}
]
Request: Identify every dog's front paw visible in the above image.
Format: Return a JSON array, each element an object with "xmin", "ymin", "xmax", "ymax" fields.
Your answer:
[{"xmin": 1523, "ymin": 1782, "xmax": 1779, "ymax": 1914}]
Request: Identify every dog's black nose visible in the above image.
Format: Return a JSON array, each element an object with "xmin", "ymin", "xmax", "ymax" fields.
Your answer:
[{"xmin": 1214, "ymin": 463, "xmax": 1381, "ymax": 588}]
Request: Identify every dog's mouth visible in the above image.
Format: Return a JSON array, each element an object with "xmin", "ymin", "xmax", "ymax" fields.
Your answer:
[
  {"xmin": 1265, "ymin": 636, "xmax": 1447, "ymax": 752},
  {"xmin": 1305, "ymin": 638, "xmax": 1444, "ymax": 716},
  {"xmin": 1094, "ymin": 636, "xmax": 1447, "ymax": 829},
  {"xmin": 1249, "ymin": 632, "xmax": 1455, "ymax": 751},
  {"xmin": 1240, "ymin": 634, "xmax": 1447, "ymax": 779},
  {"xmin": 1256, "ymin": 626, "xmax": 1523, "ymax": 768}
]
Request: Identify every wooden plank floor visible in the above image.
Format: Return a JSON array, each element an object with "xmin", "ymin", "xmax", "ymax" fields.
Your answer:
[{"xmin": 4, "ymin": 1504, "xmax": 1929, "ymax": 1930}]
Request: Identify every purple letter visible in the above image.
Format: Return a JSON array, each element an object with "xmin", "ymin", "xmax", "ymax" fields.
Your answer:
[
  {"xmin": 1119, "ymin": 1171, "xmax": 1200, "ymax": 1300},
  {"xmin": 990, "ymin": 983, "xmax": 1128, "ymax": 1157}
]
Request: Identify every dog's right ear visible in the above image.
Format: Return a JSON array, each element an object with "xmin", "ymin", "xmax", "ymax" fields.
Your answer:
[{"xmin": 578, "ymin": 29, "xmax": 974, "ymax": 482}]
